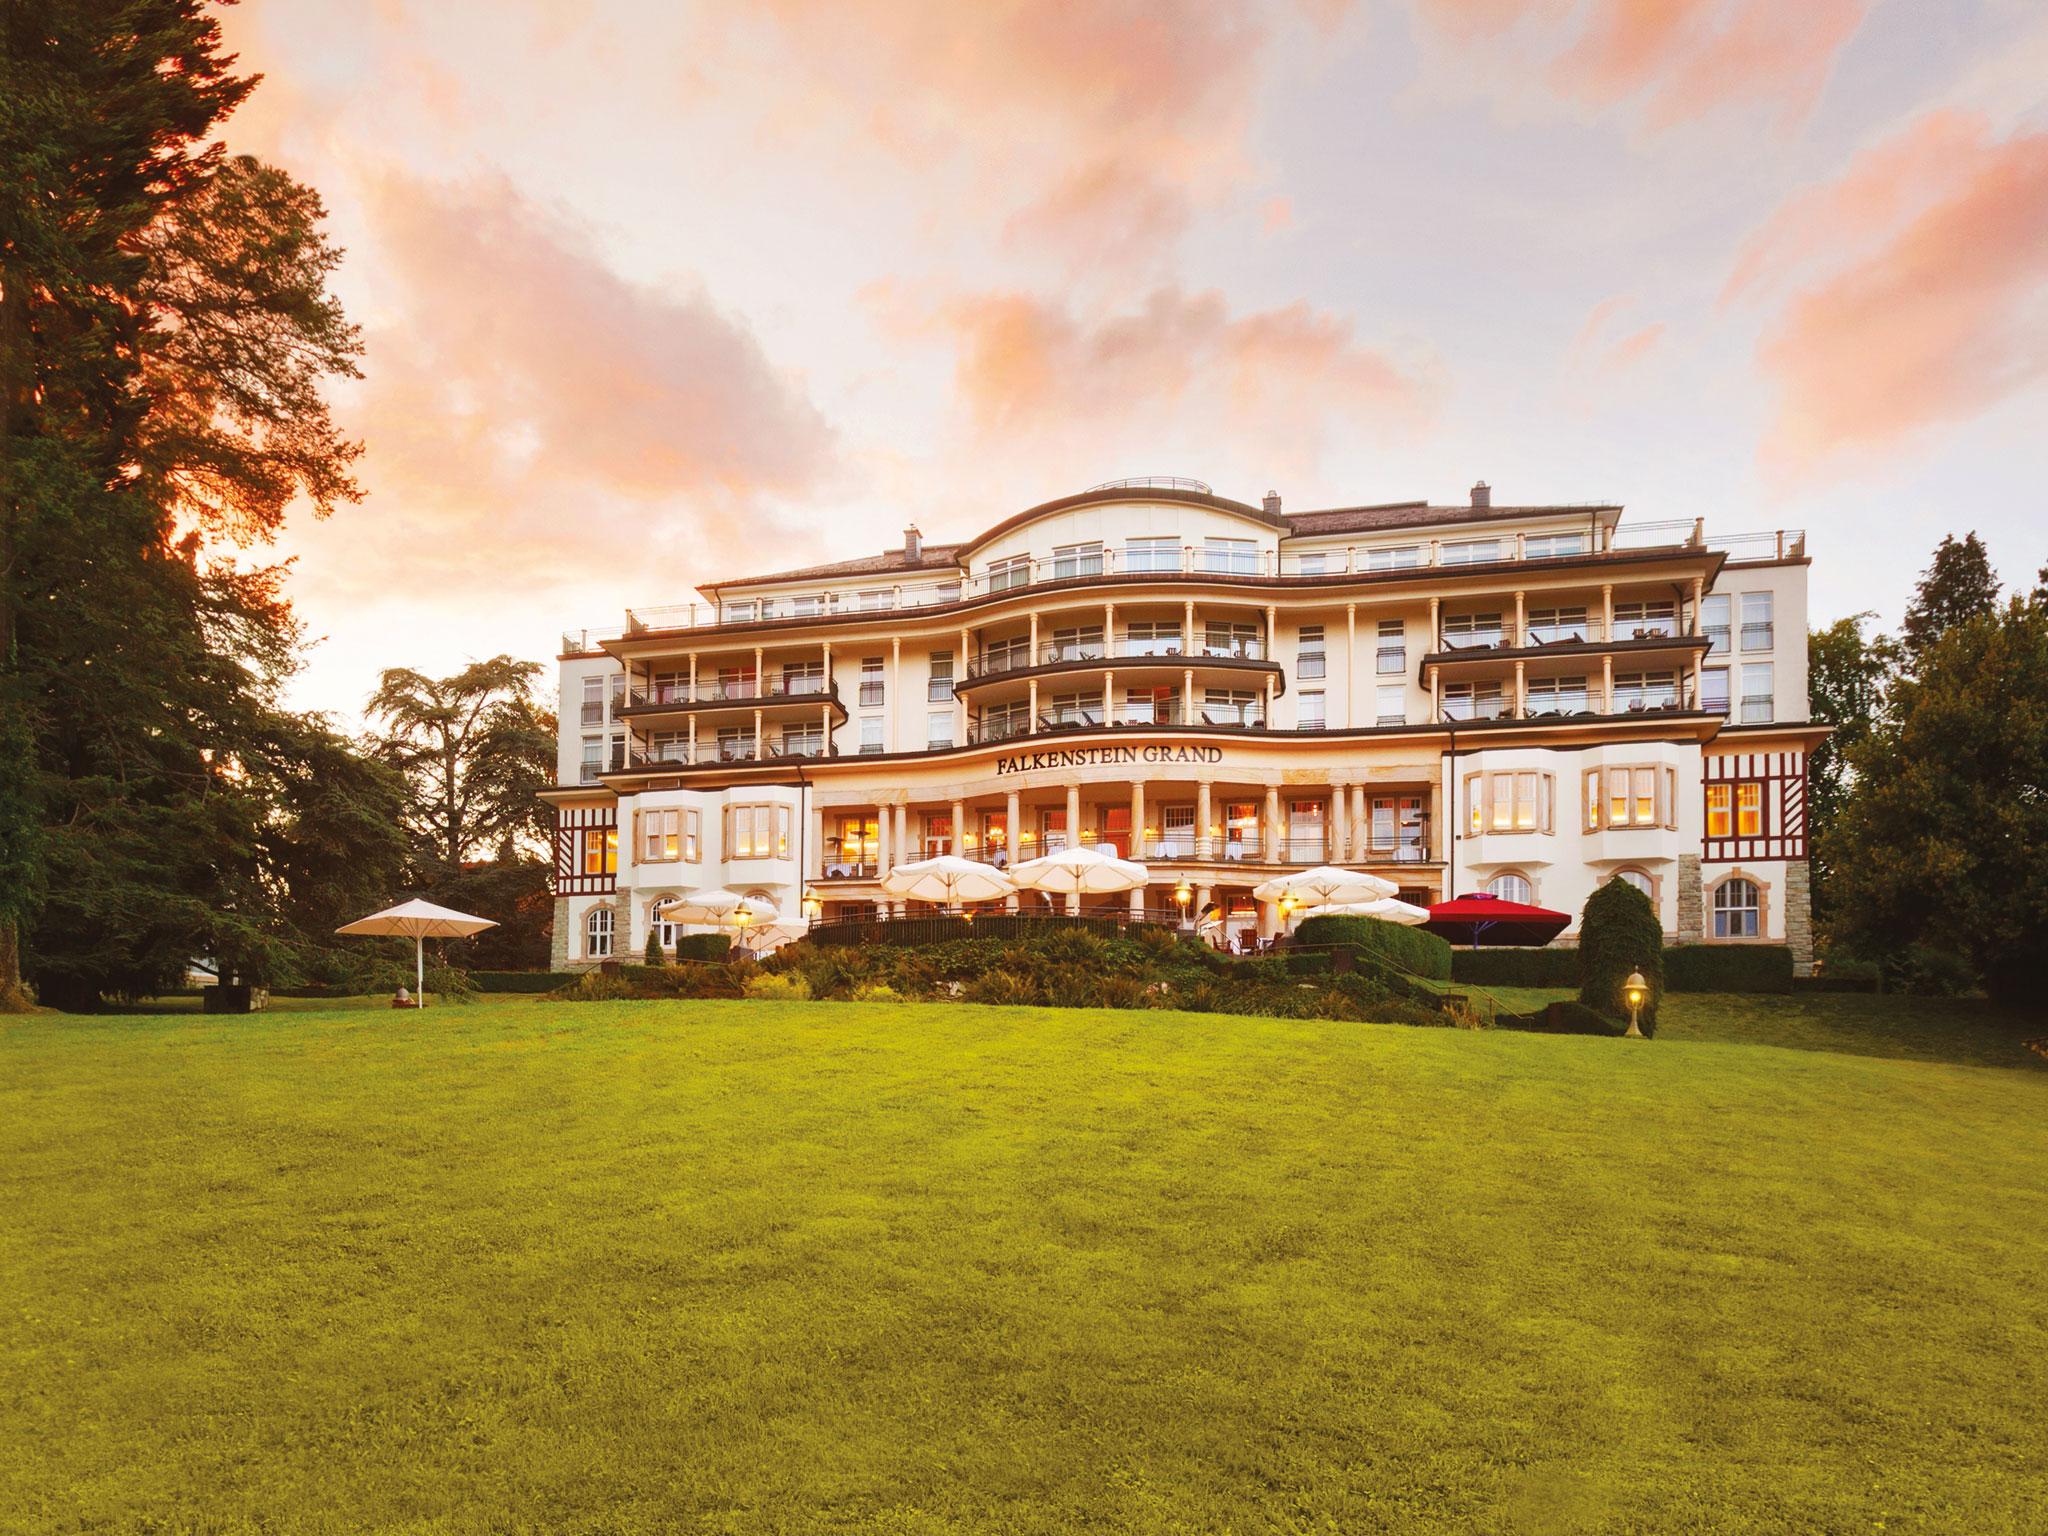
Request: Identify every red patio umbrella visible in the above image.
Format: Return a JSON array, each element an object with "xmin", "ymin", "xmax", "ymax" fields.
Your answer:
[{"xmin": 1424, "ymin": 893, "xmax": 1571, "ymax": 947}]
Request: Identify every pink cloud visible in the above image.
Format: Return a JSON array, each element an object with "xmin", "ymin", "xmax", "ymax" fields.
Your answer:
[
  {"xmin": 1749, "ymin": 124, "xmax": 2048, "ymax": 473},
  {"xmin": 925, "ymin": 287, "xmax": 1439, "ymax": 467},
  {"xmin": 1415, "ymin": 0, "xmax": 1869, "ymax": 130}
]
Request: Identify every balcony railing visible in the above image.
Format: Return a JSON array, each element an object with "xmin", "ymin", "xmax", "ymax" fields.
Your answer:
[
  {"xmin": 627, "ymin": 676, "xmax": 837, "ymax": 707},
  {"xmin": 626, "ymin": 738, "xmax": 839, "ymax": 769},
  {"xmin": 1437, "ymin": 679, "xmax": 1697, "ymax": 723},
  {"xmin": 1436, "ymin": 617, "xmax": 1683, "ymax": 652},
  {"xmin": 563, "ymin": 522, "xmax": 1778, "ymax": 644},
  {"xmin": 965, "ymin": 635, "xmax": 1271, "ymax": 678}
]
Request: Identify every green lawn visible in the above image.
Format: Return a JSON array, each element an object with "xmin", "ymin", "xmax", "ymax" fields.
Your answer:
[{"xmin": 4, "ymin": 997, "xmax": 2044, "ymax": 1533}]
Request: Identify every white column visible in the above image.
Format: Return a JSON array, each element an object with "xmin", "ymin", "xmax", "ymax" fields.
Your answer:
[
  {"xmin": 1345, "ymin": 603, "xmax": 1358, "ymax": 728},
  {"xmin": 1602, "ymin": 583, "xmax": 1615, "ymax": 642},
  {"xmin": 950, "ymin": 798, "xmax": 964, "ymax": 857},
  {"xmin": 1265, "ymin": 786, "xmax": 1283, "ymax": 862},
  {"xmin": 1197, "ymin": 779, "xmax": 1213, "ymax": 861},
  {"xmin": 1131, "ymin": 781, "xmax": 1146, "ymax": 861},
  {"xmin": 1330, "ymin": 783, "xmax": 1348, "ymax": 862},
  {"xmin": 1005, "ymin": 788, "xmax": 1021, "ymax": 909},
  {"xmin": 1065, "ymin": 783, "xmax": 1082, "ymax": 913}
]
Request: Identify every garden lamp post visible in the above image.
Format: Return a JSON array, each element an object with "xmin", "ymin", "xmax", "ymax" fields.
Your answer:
[
  {"xmin": 1624, "ymin": 969, "xmax": 1648, "ymax": 1038},
  {"xmin": 801, "ymin": 888, "xmax": 821, "ymax": 924},
  {"xmin": 1174, "ymin": 880, "xmax": 1192, "ymax": 927}
]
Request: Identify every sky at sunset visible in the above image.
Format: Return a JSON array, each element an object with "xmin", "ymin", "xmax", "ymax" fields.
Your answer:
[{"xmin": 217, "ymin": 0, "xmax": 2048, "ymax": 723}]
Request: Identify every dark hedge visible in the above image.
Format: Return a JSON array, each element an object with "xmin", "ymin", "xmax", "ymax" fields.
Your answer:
[
  {"xmin": 1663, "ymin": 945, "xmax": 1794, "ymax": 993},
  {"xmin": 1291, "ymin": 915, "xmax": 1453, "ymax": 980},
  {"xmin": 1450, "ymin": 947, "xmax": 1580, "ymax": 987}
]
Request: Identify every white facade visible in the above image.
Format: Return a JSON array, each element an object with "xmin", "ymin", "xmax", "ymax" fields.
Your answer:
[{"xmin": 545, "ymin": 480, "xmax": 1823, "ymax": 969}]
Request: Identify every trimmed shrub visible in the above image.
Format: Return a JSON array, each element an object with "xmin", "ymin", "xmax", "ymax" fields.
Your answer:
[
  {"xmin": 643, "ymin": 928, "xmax": 667, "ymax": 967},
  {"xmin": 1451, "ymin": 947, "xmax": 1579, "ymax": 987},
  {"xmin": 1577, "ymin": 879, "xmax": 1663, "ymax": 1034},
  {"xmin": 471, "ymin": 971, "xmax": 580, "ymax": 993},
  {"xmin": 1292, "ymin": 915, "xmax": 1452, "ymax": 980},
  {"xmin": 1663, "ymin": 944, "xmax": 1793, "ymax": 994},
  {"xmin": 745, "ymin": 972, "xmax": 812, "ymax": 1001},
  {"xmin": 675, "ymin": 933, "xmax": 735, "ymax": 962}
]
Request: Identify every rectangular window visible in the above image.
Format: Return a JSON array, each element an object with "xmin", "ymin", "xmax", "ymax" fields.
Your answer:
[
  {"xmin": 1613, "ymin": 600, "xmax": 1678, "ymax": 639},
  {"xmin": 987, "ymin": 554, "xmax": 1032, "ymax": 592},
  {"xmin": 922, "ymin": 814, "xmax": 953, "ymax": 859},
  {"xmin": 927, "ymin": 651, "xmax": 954, "ymax": 702},
  {"xmin": 1376, "ymin": 683, "xmax": 1406, "ymax": 726},
  {"xmin": 1737, "ymin": 781, "xmax": 1764, "ymax": 837},
  {"xmin": 1525, "ymin": 675, "xmax": 1588, "ymax": 715},
  {"xmin": 1296, "ymin": 624, "xmax": 1326, "ymax": 679},
  {"xmin": 1048, "ymin": 625, "xmax": 1105, "ymax": 663},
  {"xmin": 1051, "ymin": 542, "xmax": 1104, "ymax": 580},
  {"xmin": 716, "ymin": 665, "xmax": 757, "ymax": 701},
  {"xmin": 607, "ymin": 672, "xmax": 625, "ymax": 716},
  {"xmin": 1204, "ymin": 622, "xmax": 1261, "ymax": 659},
  {"xmin": 1045, "ymin": 690, "xmax": 1103, "ymax": 729},
  {"xmin": 1441, "ymin": 611, "xmax": 1504, "ymax": 649},
  {"xmin": 1377, "ymin": 618, "xmax": 1405, "ymax": 674},
  {"xmin": 643, "ymin": 810, "xmax": 681, "ymax": 863},
  {"xmin": 1295, "ymin": 551, "xmax": 1328, "ymax": 575},
  {"xmin": 1523, "ymin": 532, "xmax": 1587, "ymax": 560},
  {"xmin": 859, "ymin": 656, "xmax": 884, "ymax": 708},
  {"xmin": 830, "ymin": 815, "xmax": 878, "ymax": 871},
  {"xmin": 1297, "ymin": 690, "xmax": 1326, "ymax": 729},
  {"xmin": 1491, "ymin": 774, "xmax": 1514, "ymax": 832},
  {"xmin": 1741, "ymin": 662, "xmax": 1774, "ymax": 722},
  {"xmin": 1440, "ymin": 539, "xmax": 1501, "ymax": 565},
  {"xmin": 1525, "ymin": 606, "xmax": 1589, "ymax": 646},
  {"xmin": 1123, "ymin": 621, "xmax": 1182, "ymax": 656},
  {"xmin": 581, "ymin": 676, "xmax": 604, "ymax": 727},
  {"xmin": 927, "ymin": 711, "xmax": 954, "ymax": 749},
  {"xmin": 1441, "ymin": 680, "xmax": 1505, "ymax": 720},
  {"xmin": 1613, "ymin": 671, "xmax": 1678, "ymax": 711},
  {"xmin": 982, "ymin": 635, "xmax": 1029, "ymax": 674},
  {"xmin": 1586, "ymin": 772, "xmax": 1602, "ymax": 832},
  {"xmin": 646, "ymin": 731, "xmax": 688, "ymax": 765},
  {"xmin": 581, "ymin": 827, "xmax": 617, "ymax": 876},
  {"xmin": 1121, "ymin": 685, "xmax": 1178, "ymax": 726},
  {"xmin": 727, "ymin": 804, "xmax": 791, "ymax": 861},
  {"xmin": 1702, "ymin": 594, "xmax": 1730, "ymax": 654},
  {"xmin": 1702, "ymin": 666, "xmax": 1730, "ymax": 716},
  {"xmin": 1124, "ymin": 536, "xmax": 1180, "ymax": 573},
  {"xmin": 776, "ymin": 725, "xmax": 824, "ymax": 759},
  {"xmin": 1741, "ymin": 591, "xmax": 1774, "ymax": 651},
  {"xmin": 714, "ymin": 726, "xmax": 754, "ymax": 762},
  {"xmin": 859, "ymin": 717, "xmax": 884, "ymax": 754},
  {"xmin": 781, "ymin": 661, "xmax": 825, "ymax": 696},
  {"xmin": 1201, "ymin": 537, "xmax": 1260, "ymax": 575},
  {"xmin": 721, "ymin": 600, "xmax": 756, "ymax": 623},
  {"xmin": 1635, "ymin": 767, "xmax": 1657, "ymax": 825},
  {"xmin": 1366, "ymin": 544, "xmax": 1422, "ymax": 570},
  {"xmin": 580, "ymin": 737, "xmax": 604, "ymax": 784}
]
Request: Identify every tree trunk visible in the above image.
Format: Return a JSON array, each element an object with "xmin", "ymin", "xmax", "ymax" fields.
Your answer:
[{"xmin": 1, "ymin": 255, "xmax": 32, "ymax": 1004}]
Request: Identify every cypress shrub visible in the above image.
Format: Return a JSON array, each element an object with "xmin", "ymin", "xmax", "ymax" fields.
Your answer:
[
  {"xmin": 1577, "ymin": 879, "xmax": 1664, "ymax": 1033},
  {"xmin": 675, "ymin": 932, "xmax": 735, "ymax": 962},
  {"xmin": 1451, "ymin": 947, "xmax": 1579, "ymax": 987},
  {"xmin": 1292, "ymin": 914, "xmax": 1452, "ymax": 980},
  {"xmin": 1663, "ymin": 944, "xmax": 1793, "ymax": 993},
  {"xmin": 643, "ymin": 928, "xmax": 666, "ymax": 967}
]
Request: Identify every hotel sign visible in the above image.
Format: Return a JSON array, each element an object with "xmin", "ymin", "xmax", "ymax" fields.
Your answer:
[{"xmin": 995, "ymin": 743, "xmax": 1225, "ymax": 775}]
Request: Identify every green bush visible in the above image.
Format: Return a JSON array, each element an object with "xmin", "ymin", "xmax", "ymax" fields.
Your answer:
[
  {"xmin": 1292, "ymin": 915, "xmax": 1452, "ymax": 980},
  {"xmin": 1663, "ymin": 945, "xmax": 1793, "ymax": 993},
  {"xmin": 1577, "ymin": 879, "xmax": 1663, "ymax": 1034},
  {"xmin": 745, "ymin": 972, "xmax": 812, "ymax": 1001},
  {"xmin": 674, "ymin": 933, "xmax": 735, "ymax": 962},
  {"xmin": 1451, "ymin": 947, "xmax": 1579, "ymax": 987},
  {"xmin": 851, "ymin": 982, "xmax": 904, "ymax": 1003},
  {"xmin": 470, "ymin": 971, "xmax": 580, "ymax": 993},
  {"xmin": 1497, "ymin": 999, "xmax": 1624, "ymax": 1037},
  {"xmin": 644, "ymin": 928, "xmax": 666, "ymax": 967}
]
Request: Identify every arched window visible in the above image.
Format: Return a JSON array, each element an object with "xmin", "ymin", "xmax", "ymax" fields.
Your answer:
[
  {"xmin": 584, "ymin": 906, "xmax": 614, "ymax": 958},
  {"xmin": 1487, "ymin": 872, "xmax": 1532, "ymax": 904},
  {"xmin": 648, "ymin": 902, "xmax": 678, "ymax": 951},
  {"xmin": 1712, "ymin": 878, "xmax": 1760, "ymax": 939},
  {"xmin": 1613, "ymin": 869, "xmax": 1653, "ymax": 898}
]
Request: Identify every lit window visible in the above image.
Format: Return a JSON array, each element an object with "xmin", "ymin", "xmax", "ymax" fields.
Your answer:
[
  {"xmin": 1737, "ymin": 782, "xmax": 1763, "ymax": 837},
  {"xmin": 584, "ymin": 907, "xmax": 614, "ymax": 959},
  {"xmin": 1706, "ymin": 784, "xmax": 1731, "ymax": 838},
  {"xmin": 582, "ymin": 827, "xmax": 617, "ymax": 876},
  {"xmin": 1614, "ymin": 869, "xmax": 1653, "ymax": 898},
  {"xmin": 1488, "ymin": 872, "xmax": 1532, "ymax": 903},
  {"xmin": 1713, "ymin": 879, "xmax": 1761, "ymax": 939}
]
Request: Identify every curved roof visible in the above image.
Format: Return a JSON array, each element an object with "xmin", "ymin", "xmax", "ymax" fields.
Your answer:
[{"xmin": 954, "ymin": 483, "xmax": 1286, "ymax": 560}]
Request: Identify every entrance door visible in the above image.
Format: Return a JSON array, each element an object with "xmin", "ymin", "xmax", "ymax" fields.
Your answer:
[{"xmin": 1098, "ymin": 805, "xmax": 1131, "ymax": 858}]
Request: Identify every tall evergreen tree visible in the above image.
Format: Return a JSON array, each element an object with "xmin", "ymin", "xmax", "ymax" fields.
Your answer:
[
  {"xmin": 2, "ymin": 2, "xmax": 377, "ymax": 1007},
  {"xmin": 1899, "ymin": 533, "xmax": 2000, "ymax": 666}
]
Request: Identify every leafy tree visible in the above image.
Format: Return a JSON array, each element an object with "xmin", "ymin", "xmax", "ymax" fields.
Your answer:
[
  {"xmin": 368, "ymin": 657, "xmax": 554, "ymax": 871},
  {"xmin": 1900, "ymin": 533, "xmax": 1999, "ymax": 667},
  {"xmin": 1805, "ymin": 614, "xmax": 1895, "ymax": 920},
  {"xmin": 1822, "ymin": 598, "xmax": 2048, "ymax": 1003},
  {"xmin": 1577, "ymin": 878, "xmax": 1663, "ymax": 1034},
  {"xmin": 423, "ymin": 858, "xmax": 555, "ymax": 972},
  {"xmin": 2, "ymin": 3, "xmax": 369, "ymax": 1008}
]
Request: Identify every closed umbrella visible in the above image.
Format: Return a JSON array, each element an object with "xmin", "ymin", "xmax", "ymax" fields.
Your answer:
[
  {"xmin": 1251, "ymin": 866, "xmax": 1399, "ymax": 906},
  {"xmin": 1008, "ymin": 844, "xmax": 1150, "ymax": 897},
  {"xmin": 879, "ymin": 854, "xmax": 1017, "ymax": 907},
  {"xmin": 336, "ymin": 898, "xmax": 497, "ymax": 1008}
]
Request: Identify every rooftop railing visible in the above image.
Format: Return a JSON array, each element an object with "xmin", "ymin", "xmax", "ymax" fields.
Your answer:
[{"xmin": 562, "ymin": 523, "xmax": 1782, "ymax": 647}]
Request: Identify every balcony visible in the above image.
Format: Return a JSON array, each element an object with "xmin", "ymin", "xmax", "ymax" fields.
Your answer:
[
  {"xmin": 620, "ymin": 676, "xmax": 844, "ymax": 723},
  {"xmin": 965, "ymin": 634, "xmax": 1271, "ymax": 681},
  {"xmin": 620, "ymin": 737, "xmax": 840, "ymax": 771},
  {"xmin": 1436, "ymin": 676, "xmax": 1700, "ymax": 724}
]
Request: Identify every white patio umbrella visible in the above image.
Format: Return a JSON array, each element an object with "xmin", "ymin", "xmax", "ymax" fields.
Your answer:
[
  {"xmin": 1008, "ymin": 844, "xmax": 1150, "ymax": 898},
  {"xmin": 656, "ymin": 889, "xmax": 780, "ymax": 928},
  {"xmin": 1251, "ymin": 865, "xmax": 1400, "ymax": 907},
  {"xmin": 335, "ymin": 898, "xmax": 497, "ymax": 1008},
  {"xmin": 1313, "ymin": 896, "xmax": 1433, "ymax": 926},
  {"xmin": 880, "ymin": 854, "xmax": 1017, "ymax": 908}
]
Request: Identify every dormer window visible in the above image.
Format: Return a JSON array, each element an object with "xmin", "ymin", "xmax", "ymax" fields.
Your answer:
[
  {"xmin": 1051, "ymin": 542, "xmax": 1103, "ymax": 580},
  {"xmin": 1441, "ymin": 539, "xmax": 1502, "ymax": 566},
  {"xmin": 987, "ymin": 555, "xmax": 1031, "ymax": 593},
  {"xmin": 1523, "ymin": 532, "xmax": 1586, "ymax": 559}
]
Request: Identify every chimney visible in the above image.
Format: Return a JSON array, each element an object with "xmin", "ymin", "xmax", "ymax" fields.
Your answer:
[
  {"xmin": 902, "ymin": 524, "xmax": 922, "ymax": 561},
  {"xmin": 1262, "ymin": 489, "xmax": 1282, "ymax": 516},
  {"xmin": 1470, "ymin": 480, "xmax": 1491, "ymax": 510}
]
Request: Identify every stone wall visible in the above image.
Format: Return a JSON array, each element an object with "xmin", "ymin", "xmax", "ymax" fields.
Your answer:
[
  {"xmin": 549, "ymin": 897, "xmax": 570, "ymax": 971},
  {"xmin": 1677, "ymin": 854, "xmax": 1704, "ymax": 944},
  {"xmin": 1785, "ymin": 861, "xmax": 1814, "ymax": 976}
]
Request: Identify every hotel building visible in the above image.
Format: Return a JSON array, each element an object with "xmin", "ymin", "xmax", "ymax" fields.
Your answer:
[{"xmin": 543, "ymin": 478, "xmax": 1824, "ymax": 968}]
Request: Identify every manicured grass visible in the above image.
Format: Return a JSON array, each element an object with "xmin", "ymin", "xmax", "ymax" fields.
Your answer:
[{"xmin": 4, "ymin": 997, "xmax": 2045, "ymax": 1532}]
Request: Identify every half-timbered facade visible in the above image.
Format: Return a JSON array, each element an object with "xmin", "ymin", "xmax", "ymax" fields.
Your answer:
[{"xmin": 542, "ymin": 478, "xmax": 1825, "ymax": 969}]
